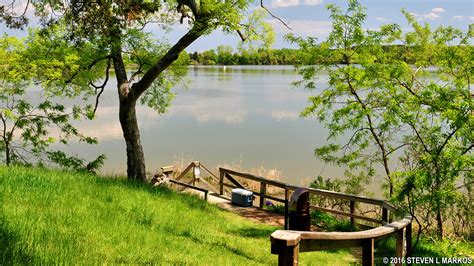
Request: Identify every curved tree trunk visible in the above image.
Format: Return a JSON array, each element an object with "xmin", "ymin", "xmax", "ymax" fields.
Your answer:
[
  {"xmin": 119, "ymin": 98, "xmax": 147, "ymax": 181},
  {"xmin": 112, "ymin": 43, "xmax": 148, "ymax": 181},
  {"xmin": 111, "ymin": 23, "xmax": 205, "ymax": 181}
]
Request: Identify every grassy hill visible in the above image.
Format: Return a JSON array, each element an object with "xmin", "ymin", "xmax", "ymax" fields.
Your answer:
[{"xmin": 0, "ymin": 166, "xmax": 355, "ymax": 265}]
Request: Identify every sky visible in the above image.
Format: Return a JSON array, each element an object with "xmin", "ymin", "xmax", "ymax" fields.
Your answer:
[{"xmin": 1, "ymin": 0, "xmax": 473, "ymax": 52}]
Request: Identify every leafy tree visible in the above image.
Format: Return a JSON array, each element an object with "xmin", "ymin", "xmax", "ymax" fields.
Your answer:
[
  {"xmin": 289, "ymin": 0, "xmax": 473, "ymax": 241},
  {"xmin": 1, "ymin": 0, "xmax": 274, "ymax": 181},
  {"xmin": 0, "ymin": 34, "xmax": 105, "ymax": 172},
  {"xmin": 216, "ymin": 45, "xmax": 233, "ymax": 65}
]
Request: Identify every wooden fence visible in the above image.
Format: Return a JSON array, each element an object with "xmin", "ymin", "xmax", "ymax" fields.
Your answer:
[
  {"xmin": 218, "ymin": 167, "xmax": 412, "ymax": 266},
  {"xmin": 164, "ymin": 162, "xmax": 412, "ymax": 266},
  {"xmin": 163, "ymin": 161, "xmax": 221, "ymax": 200}
]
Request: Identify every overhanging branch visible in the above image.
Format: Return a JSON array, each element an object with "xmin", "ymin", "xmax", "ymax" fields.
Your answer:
[
  {"xmin": 89, "ymin": 58, "xmax": 112, "ymax": 115},
  {"xmin": 260, "ymin": 0, "xmax": 291, "ymax": 30},
  {"xmin": 130, "ymin": 23, "xmax": 206, "ymax": 100}
]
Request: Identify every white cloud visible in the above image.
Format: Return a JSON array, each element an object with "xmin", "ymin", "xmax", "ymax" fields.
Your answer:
[
  {"xmin": 375, "ymin": 17, "xmax": 391, "ymax": 22},
  {"xmin": 271, "ymin": 0, "xmax": 322, "ymax": 8},
  {"xmin": 412, "ymin": 12, "xmax": 441, "ymax": 21},
  {"xmin": 431, "ymin": 7, "xmax": 445, "ymax": 13},
  {"xmin": 268, "ymin": 19, "xmax": 332, "ymax": 36},
  {"xmin": 410, "ymin": 7, "xmax": 446, "ymax": 21},
  {"xmin": 303, "ymin": 0, "xmax": 323, "ymax": 6},
  {"xmin": 271, "ymin": 0, "xmax": 299, "ymax": 8},
  {"xmin": 470, "ymin": 16, "xmax": 474, "ymax": 21},
  {"xmin": 271, "ymin": 110, "xmax": 299, "ymax": 120},
  {"xmin": 453, "ymin": 15, "xmax": 465, "ymax": 20},
  {"xmin": 425, "ymin": 12, "xmax": 440, "ymax": 20}
]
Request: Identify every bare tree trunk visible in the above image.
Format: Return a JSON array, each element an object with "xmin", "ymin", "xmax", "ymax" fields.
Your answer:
[
  {"xmin": 435, "ymin": 195, "xmax": 444, "ymax": 239},
  {"xmin": 119, "ymin": 98, "xmax": 146, "ymax": 181},
  {"xmin": 5, "ymin": 141, "xmax": 10, "ymax": 165},
  {"xmin": 436, "ymin": 206, "xmax": 443, "ymax": 239},
  {"xmin": 1, "ymin": 117, "xmax": 10, "ymax": 165}
]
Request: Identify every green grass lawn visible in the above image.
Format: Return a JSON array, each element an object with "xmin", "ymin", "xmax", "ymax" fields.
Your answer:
[{"xmin": 0, "ymin": 166, "xmax": 356, "ymax": 265}]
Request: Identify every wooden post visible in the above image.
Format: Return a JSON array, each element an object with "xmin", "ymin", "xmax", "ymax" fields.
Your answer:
[
  {"xmin": 277, "ymin": 243, "xmax": 299, "ymax": 266},
  {"xmin": 192, "ymin": 164, "xmax": 196, "ymax": 186},
  {"xmin": 284, "ymin": 187, "xmax": 289, "ymax": 230},
  {"xmin": 395, "ymin": 229, "xmax": 404, "ymax": 266},
  {"xmin": 260, "ymin": 183, "xmax": 267, "ymax": 208},
  {"xmin": 219, "ymin": 169, "xmax": 224, "ymax": 195},
  {"xmin": 350, "ymin": 200, "xmax": 356, "ymax": 226},
  {"xmin": 406, "ymin": 222, "xmax": 412, "ymax": 259},
  {"xmin": 271, "ymin": 232, "xmax": 300, "ymax": 266},
  {"xmin": 362, "ymin": 238, "xmax": 374, "ymax": 266},
  {"xmin": 382, "ymin": 207, "xmax": 388, "ymax": 224},
  {"xmin": 204, "ymin": 191, "xmax": 208, "ymax": 201}
]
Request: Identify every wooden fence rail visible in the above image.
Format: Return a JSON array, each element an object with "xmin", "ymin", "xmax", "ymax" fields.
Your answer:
[
  {"xmin": 218, "ymin": 168, "xmax": 395, "ymax": 227},
  {"xmin": 169, "ymin": 179, "xmax": 209, "ymax": 201},
  {"xmin": 271, "ymin": 216, "xmax": 412, "ymax": 266},
  {"xmin": 217, "ymin": 167, "xmax": 412, "ymax": 266},
  {"xmin": 165, "ymin": 163, "xmax": 411, "ymax": 265}
]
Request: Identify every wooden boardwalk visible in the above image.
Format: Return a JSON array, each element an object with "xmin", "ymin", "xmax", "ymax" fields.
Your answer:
[{"xmin": 206, "ymin": 192, "xmax": 285, "ymax": 227}]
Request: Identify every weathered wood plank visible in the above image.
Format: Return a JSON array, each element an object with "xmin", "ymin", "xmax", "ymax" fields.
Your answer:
[
  {"xmin": 271, "ymin": 233, "xmax": 300, "ymax": 266},
  {"xmin": 219, "ymin": 169, "xmax": 224, "ymax": 195},
  {"xmin": 271, "ymin": 230, "xmax": 301, "ymax": 246},
  {"xmin": 350, "ymin": 201, "xmax": 356, "ymax": 226},
  {"xmin": 406, "ymin": 222, "xmax": 412, "ymax": 258},
  {"xmin": 287, "ymin": 185, "xmax": 387, "ymax": 206},
  {"xmin": 219, "ymin": 168, "xmax": 287, "ymax": 188},
  {"xmin": 382, "ymin": 207, "xmax": 388, "ymax": 224},
  {"xmin": 161, "ymin": 165, "xmax": 175, "ymax": 174},
  {"xmin": 261, "ymin": 194, "xmax": 286, "ymax": 204},
  {"xmin": 175, "ymin": 162, "xmax": 195, "ymax": 181},
  {"xmin": 362, "ymin": 238, "xmax": 374, "ymax": 266},
  {"xmin": 395, "ymin": 229, "xmax": 404, "ymax": 266},
  {"xmin": 169, "ymin": 179, "xmax": 209, "ymax": 200},
  {"xmin": 224, "ymin": 173, "xmax": 246, "ymax": 189},
  {"xmin": 296, "ymin": 216, "xmax": 412, "ymax": 241},
  {"xmin": 260, "ymin": 183, "xmax": 267, "ymax": 208}
]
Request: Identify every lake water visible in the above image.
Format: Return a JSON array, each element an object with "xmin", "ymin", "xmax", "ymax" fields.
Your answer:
[{"xmin": 67, "ymin": 65, "xmax": 346, "ymax": 185}]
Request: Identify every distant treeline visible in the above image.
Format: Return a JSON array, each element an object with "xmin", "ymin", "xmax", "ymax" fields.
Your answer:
[
  {"xmin": 188, "ymin": 46, "xmax": 305, "ymax": 65},
  {"xmin": 188, "ymin": 45, "xmax": 470, "ymax": 65}
]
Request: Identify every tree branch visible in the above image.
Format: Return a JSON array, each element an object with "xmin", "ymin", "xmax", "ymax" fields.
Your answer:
[
  {"xmin": 260, "ymin": 0, "xmax": 291, "ymax": 30},
  {"xmin": 130, "ymin": 23, "xmax": 206, "ymax": 100},
  {"xmin": 89, "ymin": 58, "xmax": 112, "ymax": 115},
  {"xmin": 436, "ymin": 125, "xmax": 462, "ymax": 158},
  {"xmin": 386, "ymin": 143, "xmax": 408, "ymax": 156},
  {"xmin": 65, "ymin": 55, "xmax": 111, "ymax": 84}
]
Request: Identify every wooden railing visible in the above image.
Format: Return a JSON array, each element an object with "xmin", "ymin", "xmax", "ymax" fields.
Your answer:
[
  {"xmin": 165, "ymin": 164, "xmax": 411, "ymax": 265},
  {"xmin": 219, "ymin": 168, "xmax": 396, "ymax": 227},
  {"xmin": 218, "ymin": 167, "xmax": 412, "ymax": 266},
  {"xmin": 168, "ymin": 179, "xmax": 209, "ymax": 201},
  {"xmin": 271, "ymin": 216, "xmax": 412, "ymax": 266},
  {"xmin": 164, "ymin": 161, "xmax": 221, "ymax": 201}
]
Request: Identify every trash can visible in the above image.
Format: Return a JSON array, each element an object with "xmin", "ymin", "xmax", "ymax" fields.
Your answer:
[
  {"xmin": 231, "ymin": 188, "xmax": 253, "ymax": 207},
  {"xmin": 288, "ymin": 188, "xmax": 310, "ymax": 231}
]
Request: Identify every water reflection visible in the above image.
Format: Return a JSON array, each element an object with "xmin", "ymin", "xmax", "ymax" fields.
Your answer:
[{"xmin": 64, "ymin": 65, "xmax": 344, "ymax": 185}]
